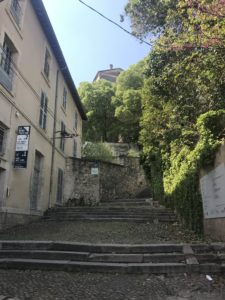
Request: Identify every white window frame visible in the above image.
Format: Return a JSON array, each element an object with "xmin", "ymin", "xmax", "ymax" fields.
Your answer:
[
  {"xmin": 60, "ymin": 121, "xmax": 66, "ymax": 152},
  {"xmin": 10, "ymin": 0, "xmax": 22, "ymax": 27},
  {"xmin": 0, "ymin": 122, "xmax": 7, "ymax": 155},
  {"xmin": 0, "ymin": 34, "xmax": 17, "ymax": 92},
  {"xmin": 62, "ymin": 87, "xmax": 67, "ymax": 110},
  {"xmin": 39, "ymin": 92, "xmax": 48, "ymax": 130},
  {"xmin": 44, "ymin": 48, "xmax": 50, "ymax": 78}
]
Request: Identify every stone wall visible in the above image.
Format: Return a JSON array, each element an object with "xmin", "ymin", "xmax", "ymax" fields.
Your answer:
[
  {"xmin": 200, "ymin": 141, "xmax": 225, "ymax": 241},
  {"xmin": 64, "ymin": 157, "xmax": 151, "ymax": 205},
  {"xmin": 64, "ymin": 159, "xmax": 100, "ymax": 206}
]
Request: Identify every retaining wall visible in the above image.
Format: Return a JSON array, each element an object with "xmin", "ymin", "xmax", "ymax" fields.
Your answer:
[{"xmin": 64, "ymin": 157, "xmax": 151, "ymax": 205}]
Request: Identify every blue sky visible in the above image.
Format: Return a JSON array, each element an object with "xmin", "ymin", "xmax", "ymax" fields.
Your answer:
[{"xmin": 42, "ymin": 0, "xmax": 151, "ymax": 87}]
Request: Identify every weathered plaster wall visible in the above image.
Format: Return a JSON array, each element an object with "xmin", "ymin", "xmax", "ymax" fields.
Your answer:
[
  {"xmin": 64, "ymin": 157, "xmax": 151, "ymax": 205},
  {"xmin": 200, "ymin": 141, "xmax": 225, "ymax": 241}
]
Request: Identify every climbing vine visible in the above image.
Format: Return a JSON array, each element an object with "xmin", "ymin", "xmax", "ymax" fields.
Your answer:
[{"xmin": 164, "ymin": 110, "xmax": 225, "ymax": 232}]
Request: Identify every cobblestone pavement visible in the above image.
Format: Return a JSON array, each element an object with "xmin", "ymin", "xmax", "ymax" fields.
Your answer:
[
  {"xmin": 0, "ymin": 220, "xmax": 222, "ymax": 299},
  {"xmin": 0, "ymin": 220, "xmax": 210, "ymax": 243},
  {"xmin": 0, "ymin": 271, "xmax": 224, "ymax": 300}
]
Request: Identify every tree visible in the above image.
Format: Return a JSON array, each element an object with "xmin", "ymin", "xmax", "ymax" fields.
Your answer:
[
  {"xmin": 113, "ymin": 60, "xmax": 145, "ymax": 142},
  {"xmin": 124, "ymin": 0, "xmax": 178, "ymax": 38},
  {"xmin": 125, "ymin": 0, "xmax": 225, "ymax": 49},
  {"xmin": 78, "ymin": 80, "xmax": 118, "ymax": 142},
  {"xmin": 124, "ymin": 0, "xmax": 225, "ymax": 231}
]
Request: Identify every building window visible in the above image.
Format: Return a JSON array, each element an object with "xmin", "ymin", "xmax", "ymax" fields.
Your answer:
[
  {"xmin": 63, "ymin": 87, "xmax": 67, "ymax": 110},
  {"xmin": 57, "ymin": 168, "xmax": 64, "ymax": 204},
  {"xmin": 74, "ymin": 111, "xmax": 78, "ymax": 130},
  {"xmin": 73, "ymin": 140, "xmax": 77, "ymax": 157},
  {"xmin": 60, "ymin": 121, "xmax": 65, "ymax": 151},
  {"xmin": 39, "ymin": 92, "xmax": 48, "ymax": 130},
  {"xmin": 10, "ymin": 0, "xmax": 22, "ymax": 26},
  {"xmin": 0, "ymin": 122, "xmax": 7, "ymax": 155},
  {"xmin": 0, "ymin": 35, "xmax": 16, "ymax": 91},
  {"xmin": 1, "ymin": 41, "xmax": 12, "ymax": 75},
  {"xmin": 44, "ymin": 48, "xmax": 50, "ymax": 78}
]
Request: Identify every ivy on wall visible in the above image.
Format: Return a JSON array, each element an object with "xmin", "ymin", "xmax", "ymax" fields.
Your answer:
[{"xmin": 143, "ymin": 110, "xmax": 225, "ymax": 233}]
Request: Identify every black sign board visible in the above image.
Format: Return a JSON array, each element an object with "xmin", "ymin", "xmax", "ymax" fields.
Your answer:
[{"xmin": 14, "ymin": 126, "xmax": 31, "ymax": 169}]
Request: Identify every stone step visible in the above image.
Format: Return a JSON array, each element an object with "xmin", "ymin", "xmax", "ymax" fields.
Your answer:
[
  {"xmin": 0, "ymin": 250, "xmax": 221, "ymax": 264},
  {"xmin": 43, "ymin": 217, "xmax": 177, "ymax": 223},
  {"xmin": 0, "ymin": 258, "xmax": 223, "ymax": 274},
  {"xmin": 101, "ymin": 198, "xmax": 150, "ymax": 202},
  {"xmin": 2, "ymin": 241, "xmax": 224, "ymax": 254},
  {"xmin": 0, "ymin": 250, "xmax": 89, "ymax": 261},
  {"xmin": 0, "ymin": 241, "xmax": 224, "ymax": 273},
  {"xmin": 45, "ymin": 212, "xmax": 176, "ymax": 217},
  {"xmin": 100, "ymin": 202, "xmax": 151, "ymax": 206},
  {"xmin": 0, "ymin": 241, "xmax": 186, "ymax": 253},
  {"xmin": 48, "ymin": 207, "xmax": 171, "ymax": 212}
]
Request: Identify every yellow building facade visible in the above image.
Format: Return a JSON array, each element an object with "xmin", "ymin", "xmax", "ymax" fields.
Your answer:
[{"xmin": 0, "ymin": 0, "xmax": 86, "ymax": 228}]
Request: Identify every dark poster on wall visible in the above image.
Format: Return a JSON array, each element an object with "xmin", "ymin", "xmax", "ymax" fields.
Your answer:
[{"xmin": 14, "ymin": 126, "xmax": 31, "ymax": 169}]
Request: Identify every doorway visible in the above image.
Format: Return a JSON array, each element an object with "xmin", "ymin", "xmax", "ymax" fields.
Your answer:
[
  {"xmin": 56, "ymin": 168, "xmax": 64, "ymax": 205},
  {"xmin": 31, "ymin": 151, "xmax": 43, "ymax": 210},
  {"xmin": 0, "ymin": 168, "xmax": 6, "ymax": 206}
]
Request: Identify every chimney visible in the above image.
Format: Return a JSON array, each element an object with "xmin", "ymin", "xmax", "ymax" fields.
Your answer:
[{"xmin": 110, "ymin": 64, "xmax": 113, "ymax": 70}]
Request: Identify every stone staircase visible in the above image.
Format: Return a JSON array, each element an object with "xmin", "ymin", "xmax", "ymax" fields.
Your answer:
[
  {"xmin": 44, "ymin": 198, "xmax": 177, "ymax": 223},
  {"xmin": 0, "ymin": 198, "xmax": 224, "ymax": 275},
  {"xmin": 0, "ymin": 241, "xmax": 224, "ymax": 274}
]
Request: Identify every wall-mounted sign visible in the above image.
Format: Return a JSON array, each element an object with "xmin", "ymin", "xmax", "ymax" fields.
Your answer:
[
  {"xmin": 200, "ymin": 163, "xmax": 225, "ymax": 219},
  {"xmin": 14, "ymin": 126, "xmax": 31, "ymax": 169},
  {"xmin": 91, "ymin": 168, "xmax": 99, "ymax": 175}
]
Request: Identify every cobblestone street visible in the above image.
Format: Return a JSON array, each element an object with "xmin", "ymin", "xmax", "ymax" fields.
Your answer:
[
  {"xmin": 0, "ymin": 221, "xmax": 208, "ymax": 244},
  {"xmin": 0, "ymin": 270, "xmax": 224, "ymax": 300}
]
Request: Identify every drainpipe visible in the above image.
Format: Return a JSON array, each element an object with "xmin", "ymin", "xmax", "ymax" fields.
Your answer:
[{"xmin": 48, "ymin": 69, "xmax": 59, "ymax": 208}]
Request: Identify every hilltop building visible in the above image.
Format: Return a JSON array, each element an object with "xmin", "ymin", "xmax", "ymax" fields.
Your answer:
[{"xmin": 93, "ymin": 65, "xmax": 123, "ymax": 83}]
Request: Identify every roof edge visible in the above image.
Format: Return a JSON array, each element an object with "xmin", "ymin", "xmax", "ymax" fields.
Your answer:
[{"xmin": 30, "ymin": 0, "xmax": 87, "ymax": 120}]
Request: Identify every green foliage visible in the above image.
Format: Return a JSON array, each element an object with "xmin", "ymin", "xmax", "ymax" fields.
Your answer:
[
  {"xmin": 82, "ymin": 142, "xmax": 114, "ymax": 163},
  {"xmin": 79, "ymin": 61, "xmax": 147, "ymax": 144},
  {"xmin": 127, "ymin": 149, "xmax": 140, "ymax": 158},
  {"xmin": 125, "ymin": 0, "xmax": 225, "ymax": 49},
  {"xmin": 163, "ymin": 110, "xmax": 225, "ymax": 232},
  {"xmin": 78, "ymin": 80, "xmax": 118, "ymax": 142},
  {"xmin": 141, "ymin": 151, "xmax": 165, "ymax": 202},
  {"xmin": 124, "ymin": 0, "xmax": 178, "ymax": 37},
  {"xmin": 113, "ymin": 60, "xmax": 146, "ymax": 143}
]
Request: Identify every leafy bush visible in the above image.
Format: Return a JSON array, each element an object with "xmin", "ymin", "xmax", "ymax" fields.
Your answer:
[{"xmin": 82, "ymin": 142, "xmax": 114, "ymax": 163}]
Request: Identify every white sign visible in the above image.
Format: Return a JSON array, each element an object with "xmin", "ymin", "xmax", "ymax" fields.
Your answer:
[
  {"xmin": 91, "ymin": 168, "xmax": 99, "ymax": 175},
  {"xmin": 16, "ymin": 135, "xmax": 29, "ymax": 151},
  {"xmin": 200, "ymin": 163, "xmax": 225, "ymax": 219}
]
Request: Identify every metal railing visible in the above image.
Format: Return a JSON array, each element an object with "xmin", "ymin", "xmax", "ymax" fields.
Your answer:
[{"xmin": 10, "ymin": 0, "xmax": 22, "ymax": 26}]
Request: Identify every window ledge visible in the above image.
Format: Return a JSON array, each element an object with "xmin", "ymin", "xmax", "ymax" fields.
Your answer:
[
  {"xmin": 0, "ymin": 83, "xmax": 15, "ymax": 100},
  {"xmin": 39, "ymin": 126, "xmax": 47, "ymax": 134},
  {"xmin": 0, "ymin": 157, "xmax": 7, "ymax": 170},
  {"xmin": 61, "ymin": 105, "xmax": 67, "ymax": 115},
  {"xmin": 41, "ymin": 71, "xmax": 51, "ymax": 88}
]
